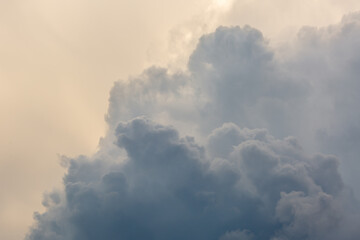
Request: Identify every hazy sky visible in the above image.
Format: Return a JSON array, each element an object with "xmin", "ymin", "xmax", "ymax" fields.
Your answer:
[{"xmin": 2, "ymin": 1, "xmax": 360, "ymax": 240}]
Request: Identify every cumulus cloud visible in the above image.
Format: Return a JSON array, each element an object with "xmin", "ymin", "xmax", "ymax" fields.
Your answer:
[
  {"xmin": 26, "ymin": 118, "xmax": 359, "ymax": 240},
  {"xmin": 27, "ymin": 12, "xmax": 360, "ymax": 240},
  {"xmin": 188, "ymin": 26, "xmax": 308, "ymax": 135},
  {"xmin": 283, "ymin": 12, "xmax": 360, "ymax": 194}
]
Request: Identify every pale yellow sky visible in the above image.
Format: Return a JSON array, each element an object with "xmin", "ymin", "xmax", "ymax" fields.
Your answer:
[{"xmin": 1, "ymin": 1, "xmax": 360, "ymax": 239}]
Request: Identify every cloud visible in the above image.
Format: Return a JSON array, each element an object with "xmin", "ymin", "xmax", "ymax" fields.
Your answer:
[
  {"xmin": 188, "ymin": 26, "xmax": 308, "ymax": 135},
  {"xmin": 106, "ymin": 25, "xmax": 308, "ymax": 137},
  {"xmin": 282, "ymin": 12, "xmax": 360, "ymax": 194},
  {"xmin": 26, "ymin": 118, "xmax": 360, "ymax": 240},
  {"xmin": 27, "ymin": 12, "xmax": 360, "ymax": 240},
  {"xmin": 219, "ymin": 229, "xmax": 254, "ymax": 240}
]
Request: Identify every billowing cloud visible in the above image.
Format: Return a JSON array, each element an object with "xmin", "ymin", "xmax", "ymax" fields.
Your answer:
[
  {"xmin": 26, "ymin": 118, "xmax": 360, "ymax": 240},
  {"xmin": 27, "ymin": 12, "xmax": 360, "ymax": 240},
  {"xmin": 283, "ymin": 12, "xmax": 360, "ymax": 194},
  {"xmin": 188, "ymin": 26, "xmax": 308, "ymax": 135}
]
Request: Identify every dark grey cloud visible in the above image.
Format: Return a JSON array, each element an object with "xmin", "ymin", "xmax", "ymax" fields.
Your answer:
[
  {"xmin": 26, "ymin": 118, "xmax": 359, "ymax": 240},
  {"xmin": 27, "ymin": 12, "xmax": 360, "ymax": 240}
]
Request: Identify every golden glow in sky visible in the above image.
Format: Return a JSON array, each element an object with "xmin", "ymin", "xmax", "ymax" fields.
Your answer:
[{"xmin": 212, "ymin": 0, "xmax": 233, "ymax": 8}]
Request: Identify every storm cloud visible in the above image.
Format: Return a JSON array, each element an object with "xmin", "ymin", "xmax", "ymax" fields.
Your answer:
[
  {"xmin": 27, "ymin": 12, "xmax": 360, "ymax": 240},
  {"xmin": 26, "ymin": 118, "xmax": 360, "ymax": 240}
]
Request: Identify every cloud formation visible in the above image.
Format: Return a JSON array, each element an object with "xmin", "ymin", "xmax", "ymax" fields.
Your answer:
[
  {"xmin": 27, "ymin": 12, "xmax": 360, "ymax": 240},
  {"xmin": 26, "ymin": 118, "xmax": 359, "ymax": 240}
]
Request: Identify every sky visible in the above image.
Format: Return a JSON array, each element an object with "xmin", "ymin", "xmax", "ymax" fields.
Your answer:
[{"xmin": 2, "ymin": 1, "xmax": 360, "ymax": 239}]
